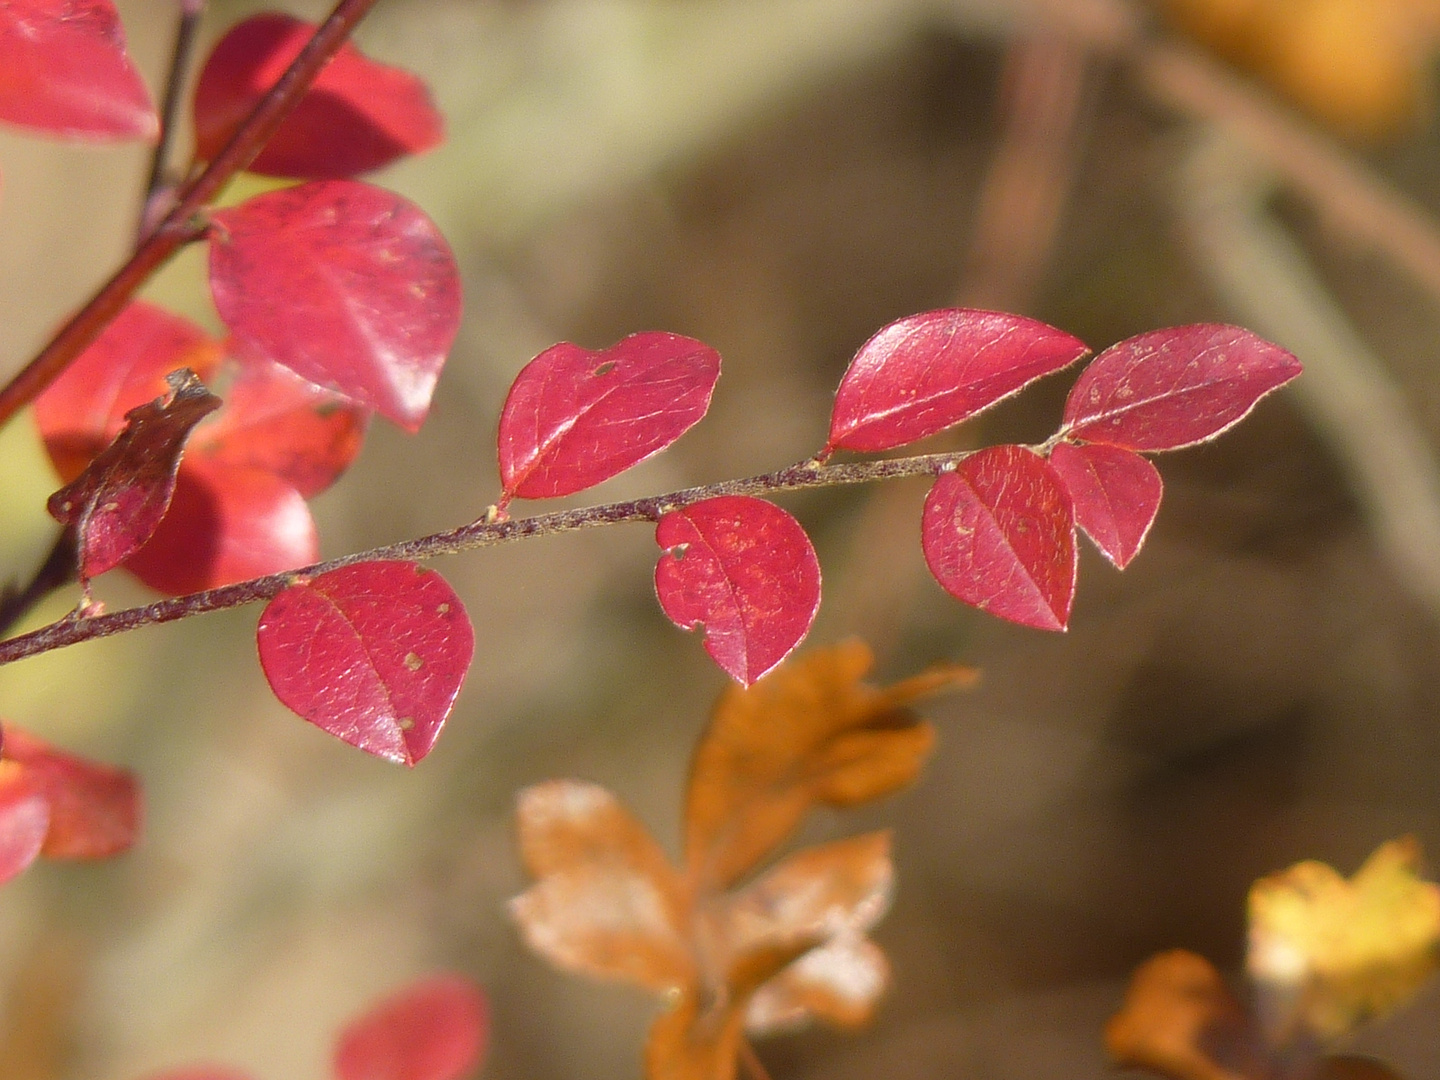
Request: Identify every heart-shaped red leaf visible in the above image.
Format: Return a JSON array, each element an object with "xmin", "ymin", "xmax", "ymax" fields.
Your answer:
[
  {"xmin": 1048, "ymin": 442, "xmax": 1162, "ymax": 569},
  {"xmin": 0, "ymin": 0, "xmax": 156, "ymax": 140},
  {"xmin": 210, "ymin": 180, "xmax": 461, "ymax": 431},
  {"xmin": 921, "ymin": 444, "xmax": 1076, "ymax": 631},
  {"xmin": 1060, "ymin": 324, "xmax": 1302, "ymax": 451},
  {"xmin": 826, "ymin": 309, "xmax": 1088, "ymax": 454},
  {"xmin": 48, "ymin": 370, "xmax": 222, "ymax": 582},
  {"xmin": 196, "ymin": 356, "xmax": 369, "ymax": 498},
  {"xmin": 498, "ymin": 333, "xmax": 721, "ymax": 500},
  {"xmin": 654, "ymin": 496, "xmax": 820, "ymax": 685},
  {"xmin": 256, "ymin": 562, "xmax": 474, "ymax": 765},
  {"xmin": 3, "ymin": 726, "xmax": 140, "ymax": 859},
  {"xmin": 193, "ymin": 13, "xmax": 443, "ymax": 179},
  {"xmin": 334, "ymin": 975, "xmax": 489, "ymax": 1080},
  {"xmin": 0, "ymin": 762, "xmax": 48, "ymax": 885},
  {"xmin": 35, "ymin": 301, "xmax": 223, "ymax": 483},
  {"xmin": 123, "ymin": 460, "xmax": 318, "ymax": 596}
]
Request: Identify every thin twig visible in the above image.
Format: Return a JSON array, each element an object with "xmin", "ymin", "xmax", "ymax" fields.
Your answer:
[
  {"xmin": 139, "ymin": 0, "xmax": 208, "ymax": 239},
  {"xmin": 0, "ymin": 448, "xmax": 981, "ymax": 667},
  {"xmin": 0, "ymin": 0, "xmax": 381, "ymax": 430},
  {"xmin": 738, "ymin": 1040, "xmax": 775, "ymax": 1080},
  {"xmin": 0, "ymin": 531, "xmax": 77, "ymax": 640}
]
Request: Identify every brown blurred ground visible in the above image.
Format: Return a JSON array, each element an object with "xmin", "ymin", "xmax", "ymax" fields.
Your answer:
[{"xmin": 1, "ymin": 2, "xmax": 1440, "ymax": 1079}]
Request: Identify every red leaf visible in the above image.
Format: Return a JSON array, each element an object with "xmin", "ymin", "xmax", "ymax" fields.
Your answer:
[
  {"xmin": 196, "ymin": 355, "xmax": 368, "ymax": 498},
  {"xmin": 35, "ymin": 301, "xmax": 223, "ymax": 483},
  {"xmin": 122, "ymin": 460, "xmax": 318, "ymax": 595},
  {"xmin": 47, "ymin": 370, "xmax": 222, "ymax": 581},
  {"xmin": 921, "ymin": 444, "xmax": 1076, "ymax": 631},
  {"xmin": 498, "ymin": 333, "xmax": 721, "ymax": 500},
  {"xmin": 0, "ymin": 762, "xmax": 48, "ymax": 885},
  {"xmin": 1048, "ymin": 442, "xmax": 1163, "ymax": 570},
  {"xmin": 0, "ymin": 0, "xmax": 156, "ymax": 140},
  {"xmin": 3, "ymin": 727, "xmax": 140, "ymax": 859},
  {"xmin": 654, "ymin": 496, "xmax": 821, "ymax": 685},
  {"xmin": 1060, "ymin": 324, "xmax": 1302, "ymax": 451},
  {"xmin": 210, "ymin": 181, "xmax": 461, "ymax": 432},
  {"xmin": 192, "ymin": 13, "xmax": 443, "ymax": 179},
  {"xmin": 256, "ymin": 562, "xmax": 474, "ymax": 765},
  {"xmin": 825, "ymin": 309, "xmax": 1088, "ymax": 454},
  {"xmin": 334, "ymin": 975, "xmax": 489, "ymax": 1080}
]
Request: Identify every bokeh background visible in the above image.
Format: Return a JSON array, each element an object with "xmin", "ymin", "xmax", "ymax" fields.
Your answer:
[{"xmin": 3, "ymin": 0, "xmax": 1440, "ymax": 1076}]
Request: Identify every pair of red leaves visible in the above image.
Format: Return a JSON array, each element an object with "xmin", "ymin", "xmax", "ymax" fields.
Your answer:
[
  {"xmin": 145, "ymin": 974, "xmax": 487, "ymax": 1080},
  {"xmin": 0, "ymin": 724, "xmax": 140, "ymax": 886}
]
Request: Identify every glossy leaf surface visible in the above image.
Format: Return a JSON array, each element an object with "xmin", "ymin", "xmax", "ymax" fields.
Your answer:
[
  {"xmin": 3, "ymin": 726, "xmax": 140, "ymax": 859},
  {"xmin": 685, "ymin": 641, "xmax": 973, "ymax": 889},
  {"xmin": 510, "ymin": 780, "xmax": 693, "ymax": 992},
  {"xmin": 1106, "ymin": 950, "xmax": 1265, "ymax": 1080},
  {"xmin": 0, "ymin": 762, "xmax": 48, "ymax": 886},
  {"xmin": 825, "ymin": 308, "xmax": 1088, "ymax": 453},
  {"xmin": 922, "ymin": 445, "xmax": 1076, "ymax": 631},
  {"xmin": 47, "ymin": 370, "xmax": 221, "ymax": 581},
  {"xmin": 1061, "ymin": 324, "xmax": 1302, "ymax": 451},
  {"xmin": 210, "ymin": 181, "xmax": 461, "ymax": 431},
  {"xmin": 122, "ymin": 460, "xmax": 318, "ymax": 596},
  {"xmin": 1048, "ymin": 441, "xmax": 1163, "ymax": 569},
  {"xmin": 498, "ymin": 333, "xmax": 720, "ymax": 500},
  {"xmin": 334, "ymin": 975, "xmax": 489, "ymax": 1080},
  {"xmin": 256, "ymin": 562, "xmax": 473, "ymax": 765},
  {"xmin": 0, "ymin": 0, "xmax": 157, "ymax": 140},
  {"xmin": 193, "ymin": 13, "xmax": 443, "ymax": 178},
  {"xmin": 654, "ymin": 496, "xmax": 820, "ymax": 685}
]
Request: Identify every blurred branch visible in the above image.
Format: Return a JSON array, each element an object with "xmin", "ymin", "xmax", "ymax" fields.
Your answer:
[{"xmin": 1176, "ymin": 128, "xmax": 1440, "ymax": 615}]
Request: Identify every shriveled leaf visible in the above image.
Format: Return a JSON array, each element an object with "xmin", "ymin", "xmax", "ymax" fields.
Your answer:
[
  {"xmin": 256, "ymin": 561, "xmax": 473, "ymax": 765},
  {"xmin": 645, "ymin": 992, "xmax": 747, "ymax": 1080},
  {"xmin": 654, "ymin": 496, "xmax": 821, "ymax": 685},
  {"xmin": 510, "ymin": 780, "xmax": 693, "ymax": 993},
  {"xmin": 1048, "ymin": 441, "xmax": 1163, "ymax": 569},
  {"xmin": 3, "ymin": 727, "xmax": 139, "ymax": 860},
  {"xmin": 47, "ymin": 370, "xmax": 221, "ymax": 581},
  {"xmin": 122, "ymin": 460, "xmax": 317, "ymax": 595},
  {"xmin": 685, "ymin": 640, "xmax": 973, "ymax": 889},
  {"xmin": 210, "ymin": 180, "xmax": 461, "ymax": 431},
  {"xmin": 1247, "ymin": 836, "xmax": 1440, "ymax": 1044},
  {"xmin": 1106, "ymin": 950, "xmax": 1266, "ymax": 1080},
  {"xmin": 193, "ymin": 12, "xmax": 442, "ymax": 179},
  {"xmin": 35, "ymin": 301, "xmax": 223, "ymax": 483},
  {"xmin": 745, "ymin": 932, "xmax": 889, "ymax": 1034},
  {"xmin": 334, "ymin": 975, "xmax": 488, "ymax": 1080},
  {"xmin": 0, "ymin": 761, "xmax": 48, "ymax": 885},
  {"xmin": 196, "ymin": 355, "xmax": 368, "ymax": 497},
  {"xmin": 1316, "ymin": 1057, "xmax": 1407, "ymax": 1080},
  {"xmin": 0, "ymin": 0, "xmax": 157, "ymax": 140},
  {"xmin": 825, "ymin": 308, "xmax": 1088, "ymax": 453},
  {"xmin": 921, "ymin": 445, "xmax": 1077, "ymax": 631},
  {"xmin": 1061, "ymin": 325, "xmax": 1302, "ymax": 452},
  {"xmin": 498, "ymin": 333, "xmax": 720, "ymax": 500}
]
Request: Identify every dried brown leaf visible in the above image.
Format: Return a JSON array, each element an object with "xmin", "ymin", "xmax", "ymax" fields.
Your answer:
[
  {"xmin": 684, "ymin": 640, "xmax": 974, "ymax": 889},
  {"xmin": 1316, "ymin": 1056, "xmax": 1406, "ymax": 1080},
  {"xmin": 510, "ymin": 780, "xmax": 693, "ymax": 993},
  {"xmin": 1106, "ymin": 950, "xmax": 1268, "ymax": 1080}
]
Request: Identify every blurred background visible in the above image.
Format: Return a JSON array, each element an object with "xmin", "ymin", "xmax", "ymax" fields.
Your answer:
[{"xmin": 3, "ymin": 0, "xmax": 1440, "ymax": 1076}]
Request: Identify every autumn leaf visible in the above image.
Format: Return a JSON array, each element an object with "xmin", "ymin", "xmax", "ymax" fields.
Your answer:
[
  {"xmin": 684, "ymin": 639, "xmax": 975, "ymax": 890},
  {"xmin": 1247, "ymin": 836, "xmax": 1440, "ymax": 1044},
  {"xmin": 512, "ymin": 643, "xmax": 972, "ymax": 1080}
]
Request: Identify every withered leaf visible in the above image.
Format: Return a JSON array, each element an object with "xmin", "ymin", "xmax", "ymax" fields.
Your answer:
[
  {"xmin": 1106, "ymin": 950, "xmax": 1268, "ymax": 1080},
  {"xmin": 510, "ymin": 780, "xmax": 693, "ymax": 993},
  {"xmin": 1247, "ymin": 836, "xmax": 1440, "ymax": 1045},
  {"xmin": 684, "ymin": 640, "xmax": 975, "ymax": 889},
  {"xmin": 1316, "ymin": 1057, "xmax": 1407, "ymax": 1080},
  {"xmin": 46, "ymin": 369, "xmax": 221, "ymax": 583}
]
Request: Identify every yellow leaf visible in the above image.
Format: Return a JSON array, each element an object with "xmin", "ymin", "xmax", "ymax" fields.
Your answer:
[{"xmin": 1247, "ymin": 836, "xmax": 1440, "ymax": 1043}]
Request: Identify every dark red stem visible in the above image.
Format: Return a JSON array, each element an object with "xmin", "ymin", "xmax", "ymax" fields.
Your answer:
[{"xmin": 0, "ymin": 0, "xmax": 381, "ymax": 429}]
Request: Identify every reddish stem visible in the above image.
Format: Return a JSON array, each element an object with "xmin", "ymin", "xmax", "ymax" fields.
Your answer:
[{"xmin": 0, "ymin": 0, "xmax": 382, "ymax": 429}]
